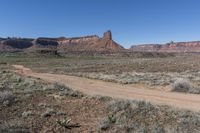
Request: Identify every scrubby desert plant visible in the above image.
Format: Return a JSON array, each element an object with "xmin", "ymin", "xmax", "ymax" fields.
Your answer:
[
  {"xmin": 188, "ymin": 87, "xmax": 200, "ymax": 94},
  {"xmin": 56, "ymin": 117, "xmax": 80, "ymax": 129},
  {"xmin": 99, "ymin": 99, "xmax": 200, "ymax": 133},
  {"xmin": 99, "ymin": 114, "xmax": 116, "ymax": 131},
  {"xmin": 0, "ymin": 120, "xmax": 29, "ymax": 133},
  {"xmin": 172, "ymin": 79, "xmax": 192, "ymax": 92},
  {"xmin": 106, "ymin": 100, "xmax": 137, "ymax": 113},
  {"xmin": 54, "ymin": 83, "xmax": 84, "ymax": 98},
  {"xmin": 88, "ymin": 95, "xmax": 112, "ymax": 101},
  {"xmin": 41, "ymin": 107, "xmax": 66, "ymax": 117},
  {"xmin": 22, "ymin": 111, "xmax": 33, "ymax": 118},
  {"xmin": 0, "ymin": 91, "xmax": 15, "ymax": 106},
  {"xmin": 41, "ymin": 108, "xmax": 56, "ymax": 117}
]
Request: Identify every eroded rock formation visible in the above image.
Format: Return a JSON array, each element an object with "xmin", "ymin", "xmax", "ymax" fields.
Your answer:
[
  {"xmin": 0, "ymin": 31, "xmax": 124, "ymax": 53},
  {"xmin": 57, "ymin": 30, "xmax": 124, "ymax": 52},
  {"xmin": 103, "ymin": 30, "xmax": 112, "ymax": 40},
  {"xmin": 130, "ymin": 41, "xmax": 200, "ymax": 52}
]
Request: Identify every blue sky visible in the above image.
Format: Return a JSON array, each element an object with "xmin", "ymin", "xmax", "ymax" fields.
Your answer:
[{"xmin": 1, "ymin": 0, "xmax": 200, "ymax": 48}]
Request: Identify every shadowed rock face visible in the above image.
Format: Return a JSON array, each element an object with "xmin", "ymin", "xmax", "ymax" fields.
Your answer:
[
  {"xmin": 29, "ymin": 38, "xmax": 59, "ymax": 50},
  {"xmin": 103, "ymin": 30, "xmax": 112, "ymax": 40},
  {"xmin": 0, "ymin": 38, "xmax": 34, "ymax": 51},
  {"xmin": 0, "ymin": 31, "xmax": 124, "ymax": 53},
  {"xmin": 130, "ymin": 41, "xmax": 200, "ymax": 52},
  {"xmin": 35, "ymin": 38, "xmax": 59, "ymax": 46}
]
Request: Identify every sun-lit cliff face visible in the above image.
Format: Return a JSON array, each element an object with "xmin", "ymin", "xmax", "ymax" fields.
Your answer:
[
  {"xmin": 130, "ymin": 41, "xmax": 200, "ymax": 52},
  {"xmin": 0, "ymin": 31, "xmax": 124, "ymax": 53},
  {"xmin": 57, "ymin": 30, "xmax": 124, "ymax": 52}
]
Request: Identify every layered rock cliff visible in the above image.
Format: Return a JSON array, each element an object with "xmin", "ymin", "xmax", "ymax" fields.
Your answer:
[
  {"xmin": 130, "ymin": 41, "xmax": 200, "ymax": 52},
  {"xmin": 0, "ymin": 31, "xmax": 124, "ymax": 53},
  {"xmin": 57, "ymin": 30, "xmax": 124, "ymax": 52}
]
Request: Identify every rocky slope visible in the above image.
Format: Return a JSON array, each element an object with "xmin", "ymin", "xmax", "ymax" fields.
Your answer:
[
  {"xmin": 130, "ymin": 41, "xmax": 200, "ymax": 52},
  {"xmin": 0, "ymin": 31, "xmax": 124, "ymax": 53}
]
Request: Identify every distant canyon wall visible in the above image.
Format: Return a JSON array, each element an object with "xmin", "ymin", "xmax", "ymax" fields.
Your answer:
[
  {"xmin": 130, "ymin": 41, "xmax": 200, "ymax": 52},
  {"xmin": 0, "ymin": 31, "xmax": 124, "ymax": 53},
  {"xmin": 3, "ymin": 32, "xmax": 200, "ymax": 53}
]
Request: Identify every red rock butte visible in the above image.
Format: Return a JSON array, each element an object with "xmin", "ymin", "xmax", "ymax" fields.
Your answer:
[{"xmin": 0, "ymin": 31, "xmax": 125, "ymax": 53}]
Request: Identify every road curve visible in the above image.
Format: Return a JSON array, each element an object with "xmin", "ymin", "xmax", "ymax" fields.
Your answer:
[{"xmin": 12, "ymin": 65, "xmax": 200, "ymax": 112}]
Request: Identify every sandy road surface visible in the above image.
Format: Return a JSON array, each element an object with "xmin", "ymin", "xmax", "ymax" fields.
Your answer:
[{"xmin": 12, "ymin": 65, "xmax": 200, "ymax": 112}]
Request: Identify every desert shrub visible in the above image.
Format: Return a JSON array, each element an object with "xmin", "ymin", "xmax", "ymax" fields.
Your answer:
[
  {"xmin": 188, "ymin": 87, "xmax": 200, "ymax": 94},
  {"xmin": 38, "ymin": 102, "xmax": 48, "ymax": 108},
  {"xmin": 88, "ymin": 95, "xmax": 112, "ymax": 101},
  {"xmin": 99, "ymin": 114, "xmax": 116, "ymax": 131},
  {"xmin": 172, "ymin": 79, "xmax": 192, "ymax": 92},
  {"xmin": 19, "ymin": 77, "xmax": 46, "ymax": 92},
  {"xmin": 41, "ymin": 108, "xmax": 66, "ymax": 117},
  {"xmin": 54, "ymin": 83, "xmax": 84, "ymax": 98},
  {"xmin": 99, "ymin": 99, "xmax": 200, "ymax": 133},
  {"xmin": 56, "ymin": 117, "xmax": 80, "ymax": 129},
  {"xmin": 0, "ymin": 71, "xmax": 45, "ymax": 93},
  {"xmin": 0, "ymin": 120, "xmax": 29, "ymax": 133},
  {"xmin": 0, "ymin": 91, "xmax": 16, "ymax": 106},
  {"xmin": 41, "ymin": 108, "xmax": 56, "ymax": 117},
  {"xmin": 22, "ymin": 111, "xmax": 33, "ymax": 118},
  {"xmin": 171, "ymin": 79, "xmax": 200, "ymax": 94},
  {"xmin": 106, "ymin": 100, "xmax": 137, "ymax": 113}
]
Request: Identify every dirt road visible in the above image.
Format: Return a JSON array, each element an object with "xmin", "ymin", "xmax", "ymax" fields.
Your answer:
[{"xmin": 13, "ymin": 65, "xmax": 200, "ymax": 112}]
